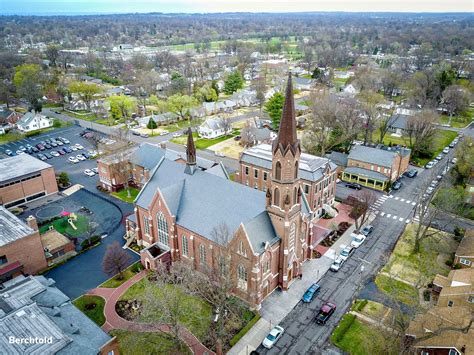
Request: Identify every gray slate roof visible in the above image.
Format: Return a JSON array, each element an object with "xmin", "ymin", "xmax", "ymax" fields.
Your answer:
[
  {"xmin": 344, "ymin": 166, "xmax": 389, "ymax": 181},
  {"xmin": 243, "ymin": 212, "xmax": 280, "ymax": 254},
  {"xmin": 129, "ymin": 143, "xmax": 166, "ymax": 170},
  {"xmin": 388, "ymin": 113, "xmax": 410, "ymax": 130},
  {"xmin": 0, "ymin": 275, "xmax": 112, "ymax": 355},
  {"xmin": 348, "ymin": 145, "xmax": 398, "ymax": 168},
  {"xmin": 0, "ymin": 207, "xmax": 35, "ymax": 247},
  {"xmin": 325, "ymin": 151, "xmax": 349, "ymax": 167},
  {"xmin": 240, "ymin": 144, "xmax": 337, "ymax": 182},
  {"xmin": 0, "ymin": 154, "xmax": 52, "ymax": 183}
]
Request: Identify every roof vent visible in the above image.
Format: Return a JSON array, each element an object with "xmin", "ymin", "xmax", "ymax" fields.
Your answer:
[{"xmin": 15, "ymin": 310, "xmax": 26, "ymax": 317}]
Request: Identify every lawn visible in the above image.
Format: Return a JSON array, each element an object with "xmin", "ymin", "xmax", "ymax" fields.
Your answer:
[
  {"xmin": 170, "ymin": 130, "xmax": 240, "ymax": 150},
  {"xmin": 206, "ymin": 136, "xmax": 245, "ymax": 159},
  {"xmin": 111, "ymin": 187, "xmax": 140, "ymax": 203},
  {"xmin": 39, "ymin": 214, "xmax": 90, "ymax": 237},
  {"xmin": 439, "ymin": 108, "xmax": 473, "ymax": 128},
  {"xmin": 110, "ymin": 330, "xmax": 191, "ymax": 355},
  {"xmin": 62, "ymin": 110, "xmax": 98, "ymax": 121},
  {"xmin": 0, "ymin": 131, "xmax": 23, "ymax": 144},
  {"xmin": 73, "ymin": 295, "xmax": 106, "ymax": 326},
  {"xmin": 100, "ymin": 262, "xmax": 143, "ymax": 288},
  {"xmin": 331, "ymin": 314, "xmax": 399, "ymax": 355},
  {"xmin": 375, "ymin": 274, "xmax": 419, "ymax": 306},
  {"xmin": 120, "ymin": 278, "xmax": 213, "ymax": 342}
]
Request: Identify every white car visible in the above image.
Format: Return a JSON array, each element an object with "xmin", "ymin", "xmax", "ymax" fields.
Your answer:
[
  {"xmin": 91, "ymin": 167, "xmax": 99, "ymax": 174},
  {"xmin": 425, "ymin": 161, "xmax": 435, "ymax": 169},
  {"xmin": 330, "ymin": 256, "xmax": 345, "ymax": 272},
  {"xmin": 68, "ymin": 156, "xmax": 79, "ymax": 163},
  {"xmin": 442, "ymin": 147, "xmax": 449, "ymax": 154},
  {"xmin": 435, "ymin": 154, "xmax": 443, "ymax": 161},
  {"xmin": 50, "ymin": 151, "xmax": 60, "ymax": 157},
  {"xmin": 75, "ymin": 144, "xmax": 84, "ymax": 150},
  {"xmin": 15, "ymin": 150, "xmax": 24, "ymax": 155},
  {"xmin": 88, "ymin": 150, "xmax": 98, "ymax": 158},
  {"xmin": 84, "ymin": 169, "xmax": 95, "ymax": 177},
  {"xmin": 339, "ymin": 246, "xmax": 354, "ymax": 261},
  {"xmin": 70, "ymin": 145, "xmax": 78, "ymax": 151},
  {"xmin": 172, "ymin": 132, "xmax": 182, "ymax": 138},
  {"xmin": 262, "ymin": 325, "xmax": 284, "ymax": 349},
  {"xmin": 451, "ymin": 158, "xmax": 458, "ymax": 164},
  {"xmin": 160, "ymin": 130, "xmax": 169, "ymax": 136},
  {"xmin": 76, "ymin": 154, "xmax": 86, "ymax": 161},
  {"xmin": 350, "ymin": 233, "xmax": 367, "ymax": 249},
  {"xmin": 426, "ymin": 186, "xmax": 435, "ymax": 194}
]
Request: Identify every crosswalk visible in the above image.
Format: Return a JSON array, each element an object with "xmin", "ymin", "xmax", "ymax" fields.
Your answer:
[{"xmin": 369, "ymin": 194, "xmax": 419, "ymax": 224}]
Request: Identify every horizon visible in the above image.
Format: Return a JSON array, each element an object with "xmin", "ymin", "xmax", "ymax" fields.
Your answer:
[{"xmin": 2, "ymin": 0, "xmax": 473, "ymax": 15}]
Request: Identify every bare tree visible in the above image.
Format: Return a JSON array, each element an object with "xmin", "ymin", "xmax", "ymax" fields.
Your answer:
[
  {"xmin": 358, "ymin": 90, "xmax": 384, "ymax": 145},
  {"xmin": 377, "ymin": 109, "xmax": 396, "ymax": 143},
  {"xmin": 219, "ymin": 116, "xmax": 232, "ymax": 136},
  {"xmin": 442, "ymin": 85, "xmax": 471, "ymax": 123},
  {"xmin": 346, "ymin": 189, "xmax": 377, "ymax": 231},
  {"xmin": 102, "ymin": 241, "xmax": 132, "ymax": 280},
  {"xmin": 103, "ymin": 130, "xmax": 133, "ymax": 198},
  {"xmin": 240, "ymin": 120, "xmax": 256, "ymax": 147},
  {"xmin": 406, "ymin": 110, "xmax": 438, "ymax": 155}
]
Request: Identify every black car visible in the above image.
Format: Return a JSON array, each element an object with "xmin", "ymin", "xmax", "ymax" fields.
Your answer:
[
  {"xmin": 44, "ymin": 152, "xmax": 53, "ymax": 159},
  {"xmin": 315, "ymin": 303, "xmax": 337, "ymax": 325},
  {"xmin": 345, "ymin": 182, "xmax": 362, "ymax": 190},
  {"xmin": 392, "ymin": 180, "xmax": 402, "ymax": 190},
  {"xmin": 32, "ymin": 147, "xmax": 39, "ymax": 153},
  {"xmin": 63, "ymin": 147, "xmax": 72, "ymax": 153},
  {"xmin": 131, "ymin": 131, "xmax": 141, "ymax": 136},
  {"xmin": 36, "ymin": 154, "xmax": 47, "ymax": 161},
  {"xmin": 405, "ymin": 169, "xmax": 418, "ymax": 178}
]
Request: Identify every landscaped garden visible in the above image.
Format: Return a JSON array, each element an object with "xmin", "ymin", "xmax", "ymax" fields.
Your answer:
[
  {"xmin": 109, "ymin": 330, "xmax": 191, "ymax": 355},
  {"xmin": 72, "ymin": 295, "xmax": 106, "ymax": 326},
  {"xmin": 100, "ymin": 262, "xmax": 144, "ymax": 288},
  {"xmin": 439, "ymin": 107, "xmax": 473, "ymax": 128},
  {"xmin": 39, "ymin": 214, "xmax": 90, "ymax": 237},
  {"xmin": 111, "ymin": 187, "xmax": 140, "ymax": 203}
]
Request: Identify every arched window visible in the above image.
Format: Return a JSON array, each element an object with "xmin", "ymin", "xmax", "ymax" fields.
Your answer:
[
  {"xmin": 273, "ymin": 188, "xmax": 280, "ymax": 206},
  {"xmin": 293, "ymin": 187, "xmax": 297, "ymax": 205},
  {"xmin": 156, "ymin": 212, "xmax": 169, "ymax": 246},
  {"xmin": 275, "ymin": 161, "xmax": 282, "ymax": 180},
  {"xmin": 294, "ymin": 161, "xmax": 298, "ymax": 179},
  {"xmin": 239, "ymin": 241, "xmax": 247, "ymax": 256},
  {"xmin": 237, "ymin": 264, "xmax": 248, "ymax": 290},
  {"xmin": 199, "ymin": 244, "xmax": 206, "ymax": 265},
  {"xmin": 181, "ymin": 235, "xmax": 188, "ymax": 256}
]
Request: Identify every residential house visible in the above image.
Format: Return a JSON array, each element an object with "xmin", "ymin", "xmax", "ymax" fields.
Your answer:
[
  {"xmin": 138, "ymin": 112, "xmax": 178, "ymax": 128},
  {"xmin": 127, "ymin": 73, "xmax": 316, "ymax": 308},
  {"xmin": 230, "ymin": 90, "xmax": 258, "ymax": 107},
  {"xmin": 0, "ymin": 208, "xmax": 48, "ymax": 282},
  {"xmin": 387, "ymin": 113, "xmax": 411, "ymax": 136},
  {"xmin": 343, "ymin": 83, "xmax": 360, "ymax": 95},
  {"xmin": 293, "ymin": 77, "xmax": 314, "ymax": 91},
  {"xmin": 198, "ymin": 116, "xmax": 232, "ymax": 139},
  {"xmin": 0, "ymin": 108, "xmax": 22, "ymax": 125},
  {"xmin": 432, "ymin": 268, "xmax": 474, "ymax": 310},
  {"xmin": 202, "ymin": 100, "xmax": 236, "ymax": 115},
  {"xmin": 342, "ymin": 145, "xmax": 411, "ymax": 191},
  {"xmin": 454, "ymin": 230, "xmax": 474, "ymax": 268},
  {"xmin": 405, "ymin": 306, "xmax": 473, "ymax": 355},
  {"xmin": 16, "ymin": 112, "xmax": 53, "ymax": 133},
  {"xmin": 0, "ymin": 274, "xmax": 119, "ymax": 354},
  {"xmin": 325, "ymin": 151, "xmax": 349, "ymax": 177}
]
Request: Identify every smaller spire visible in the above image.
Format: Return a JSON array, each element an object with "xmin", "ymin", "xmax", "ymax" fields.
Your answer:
[{"xmin": 185, "ymin": 127, "xmax": 197, "ymax": 175}]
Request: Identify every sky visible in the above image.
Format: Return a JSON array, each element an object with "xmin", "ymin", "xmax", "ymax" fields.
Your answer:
[{"xmin": 1, "ymin": 0, "xmax": 473, "ymax": 15}]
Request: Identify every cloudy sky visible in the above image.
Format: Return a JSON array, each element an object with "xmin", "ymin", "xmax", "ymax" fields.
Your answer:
[{"xmin": 2, "ymin": 0, "xmax": 472, "ymax": 14}]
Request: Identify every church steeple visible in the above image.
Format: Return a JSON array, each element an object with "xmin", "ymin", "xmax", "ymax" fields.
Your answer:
[
  {"xmin": 184, "ymin": 127, "xmax": 197, "ymax": 175},
  {"xmin": 272, "ymin": 72, "xmax": 300, "ymax": 156}
]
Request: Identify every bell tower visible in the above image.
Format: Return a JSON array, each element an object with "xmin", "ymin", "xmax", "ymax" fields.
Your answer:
[{"xmin": 266, "ymin": 72, "xmax": 304, "ymax": 289}]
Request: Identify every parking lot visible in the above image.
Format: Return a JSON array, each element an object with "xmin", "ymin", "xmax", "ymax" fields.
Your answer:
[{"xmin": 0, "ymin": 125, "xmax": 103, "ymax": 191}]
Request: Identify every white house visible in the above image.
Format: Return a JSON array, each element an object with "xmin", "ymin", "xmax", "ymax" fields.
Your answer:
[
  {"xmin": 16, "ymin": 112, "xmax": 53, "ymax": 133},
  {"xmin": 343, "ymin": 83, "xmax": 360, "ymax": 95},
  {"xmin": 198, "ymin": 117, "xmax": 232, "ymax": 139},
  {"xmin": 202, "ymin": 100, "xmax": 236, "ymax": 115}
]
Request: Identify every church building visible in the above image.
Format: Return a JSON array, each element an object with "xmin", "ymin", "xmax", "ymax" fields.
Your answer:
[{"xmin": 127, "ymin": 73, "xmax": 312, "ymax": 308}]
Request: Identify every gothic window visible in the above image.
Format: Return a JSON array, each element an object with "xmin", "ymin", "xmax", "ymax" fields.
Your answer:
[
  {"xmin": 143, "ymin": 216, "xmax": 150, "ymax": 235},
  {"xmin": 237, "ymin": 264, "xmax": 248, "ymax": 291},
  {"xmin": 275, "ymin": 161, "xmax": 282, "ymax": 180},
  {"xmin": 199, "ymin": 244, "xmax": 206, "ymax": 265},
  {"xmin": 182, "ymin": 235, "xmax": 188, "ymax": 256},
  {"xmin": 274, "ymin": 188, "xmax": 280, "ymax": 206},
  {"xmin": 263, "ymin": 259, "xmax": 270, "ymax": 273},
  {"xmin": 238, "ymin": 241, "xmax": 247, "ymax": 256},
  {"xmin": 289, "ymin": 222, "xmax": 296, "ymax": 252},
  {"xmin": 219, "ymin": 256, "xmax": 228, "ymax": 276},
  {"xmin": 156, "ymin": 212, "xmax": 169, "ymax": 246},
  {"xmin": 293, "ymin": 187, "xmax": 297, "ymax": 205},
  {"xmin": 294, "ymin": 161, "xmax": 298, "ymax": 179}
]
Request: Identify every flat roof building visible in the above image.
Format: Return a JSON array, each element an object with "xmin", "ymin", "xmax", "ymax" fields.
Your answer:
[{"xmin": 0, "ymin": 154, "xmax": 58, "ymax": 207}]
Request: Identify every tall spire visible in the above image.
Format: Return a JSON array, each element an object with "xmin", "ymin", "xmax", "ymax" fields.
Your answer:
[
  {"xmin": 272, "ymin": 71, "xmax": 299, "ymax": 155},
  {"xmin": 185, "ymin": 127, "xmax": 197, "ymax": 175}
]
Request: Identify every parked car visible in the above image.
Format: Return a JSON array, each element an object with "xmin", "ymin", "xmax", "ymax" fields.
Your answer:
[
  {"xmin": 330, "ymin": 257, "xmax": 345, "ymax": 272},
  {"xmin": 430, "ymin": 180, "xmax": 438, "ymax": 188},
  {"xmin": 361, "ymin": 225, "xmax": 374, "ymax": 236},
  {"xmin": 449, "ymin": 141, "xmax": 456, "ymax": 148},
  {"xmin": 435, "ymin": 154, "xmax": 443, "ymax": 161},
  {"xmin": 405, "ymin": 169, "xmax": 418, "ymax": 178},
  {"xmin": 50, "ymin": 151, "xmax": 60, "ymax": 157},
  {"xmin": 5, "ymin": 149, "xmax": 13, "ymax": 156},
  {"xmin": 426, "ymin": 186, "xmax": 435, "ymax": 194},
  {"xmin": 82, "ymin": 152, "xmax": 91, "ymax": 159},
  {"xmin": 44, "ymin": 144, "xmax": 51, "ymax": 150},
  {"xmin": 234, "ymin": 135, "xmax": 242, "ymax": 141},
  {"xmin": 36, "ymin": 144, "xmax": 45, "ymax": 151},
  {"xmin": 50, "ymin": 141, "xmax": 58, "ymax": 148},
  {"xmin": 57, "ymin": 149, "xmax": 65, "ymax": 155},
  {"xmin": 44, "ymin": 153, "xmax": 53, "ymax": 159},
  {"xmin": 159, "ymin": 130, "xmax": 169, "ymax": 136},
  {"xmin": 315, "ymin": 303, "xmax": 337, "ymax": 325},
  {"xmin": 60, "ymin": 137, "xmax": 70, "ymax": 144},
  {"xmin": 392, "ymin": 180, "xmax": 402, "ymax": 190},
  {"xmin": 140, "ymin": 133, "xmax": 149, "ymax": 138},
  {"xmin": 442, "ymin": 147, "xmax": 449, "ymax": 154},
  {"xmin": 350, "ymin": 233, "xmax": 366, "ymax": 248},
  {"xmin": 15, "ymin": 150, "xmax": 24, "ymax": 155},
  {"xmin": 68, "ymin": 156, "xmax": 79, "ymax": 163},
  {"xmin": 63, "ymin": 147, "xmax": 72, "ymax": 153},
  {"xmin": 345, "ymin": 182, "xmax": 362, "ymax": 190},
  {"xmin": 70, "ymin": 145, "xmax": 78, "ymax": 151},
  {"xmin": 262, "ymin": 326, "xmax": 284, "ymax": 349},
  {"xmin": 84, "ymin": 169, "xmax": 96, "ymax": 177},
  {"xmin": 173, "ymin": 132, "xmax": 182, "ymax": 138},
  {"xmin": 131, "ymin": 130, "xmax": 140, "ymax": 136},
  {"xmin": 56, "ymin": 140, "xmax": 64, "ymax": 146},
  {"xmin": 302, "ymin": 283, "xmax": 321, "ymax": 303},
  {"xmin": 339, "ymin": 246, "xmax": 354, "ymax": 261},
  {"xmin": 451, "ymin": 158, "xmax": 458, "ymax": 164},
  {"xmin": 91, "ymin": 167, "xmax": 99, "ymax": 174},
  {"xmin": 36, "ymin": 154, "xmax": 47, "ymax": 161},
  {"xmin": 31, "ymin": 147, "xmax": 39, "ymax": 153},
  {"xmin": 425, "ymin": 161, "xmax": 435, "ymax": 169},
  {"xmin": 75, "ymin": 144, "xmax": 84, "ymax": 150},
  {"xmin": 76, "ymin": 154, "xmax": 86, "ymax": 161}
]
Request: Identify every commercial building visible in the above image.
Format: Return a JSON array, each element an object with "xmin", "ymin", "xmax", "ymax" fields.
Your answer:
[{"xmin": 0, "ymin": 154, "xmax": 58, "ymax": 207}]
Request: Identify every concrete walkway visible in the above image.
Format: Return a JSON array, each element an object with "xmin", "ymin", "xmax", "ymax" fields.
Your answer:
[{"xmin": 87, "ymin": 270, "xmax": 214, "ymax": 355}]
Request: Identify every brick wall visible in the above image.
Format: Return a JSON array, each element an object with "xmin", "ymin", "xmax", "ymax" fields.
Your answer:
[{"xmin": 0, "ymin": 232, "xmax": 48, "ymax": 275}]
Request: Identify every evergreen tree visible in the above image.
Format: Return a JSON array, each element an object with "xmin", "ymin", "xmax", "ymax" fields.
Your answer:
[
  {"xmin": 224, "ymin": 70, "xmax": 244, "ymax": 95},
  {"xmin": 264, "ymin": 92, "xmax": 285, "ymax": 129}
]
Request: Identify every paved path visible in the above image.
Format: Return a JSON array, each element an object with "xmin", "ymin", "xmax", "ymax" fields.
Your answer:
[{"xmin": 87, "ymin": 270, "xmax": 214, "ymax": 355}]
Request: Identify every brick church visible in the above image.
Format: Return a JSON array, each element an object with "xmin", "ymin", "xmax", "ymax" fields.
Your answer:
[{"xmin": 127, "ymin": 73, "xmax": 316, "ymax": 308}]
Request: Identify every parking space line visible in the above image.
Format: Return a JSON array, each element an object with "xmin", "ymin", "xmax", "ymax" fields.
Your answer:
[
  {"xmin": 411, "ymin": 202, "xmax": 416, "ymax": 205},
  {"xmin": 399, "ymin": 217, "xmax": 404, "ymax": 221},
  {"xmin": 400, "ymin": 198, "xmax": 405, "ymax": 202},
  {"xmin": 386, "ymin": 214, "xmax": 391, "ymax": 218},
  {"xmin": 394, "ymin": 197, "xmax": 399, "ymax": 200},
  {"xmin": 405, "ymin": 219, "xmax": 411, "ymax": 223},
  {"xmin": 380, "ymin": 212, "xmax": 385, "ymax": 216},
  {"xmin": 388, "ymin": 195, "xmax": 393, "ymax": 198},
  {"xmin": 392, "ymin": 215, "xmax": 397, "ymax": 220}
]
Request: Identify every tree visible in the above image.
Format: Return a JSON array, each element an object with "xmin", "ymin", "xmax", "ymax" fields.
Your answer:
[
  {"xmin": 68, "ymin": 81, "xmax": 102, "ymax": 112},
  {"xmin": 223, "ymin": 70, "xmax": 244, "ymax": 95},
  {"xmin": 219, "ymin": 116, "xmax": 232, "ymax": 136},
  {"xmin": 452, "ymin": 137, "xmax": 474, "ymax": 184},
  {"xmin": 147, "ymin": 117, "xmax": 157, "ymax": 135},
  {"xmin": 346, "ymin": 190, "xmax": 377, "ymax": 231},
  {"xmin": 264, "ymin": 92, "xmax": 285, "ymax": 129},
  {"xmin": 13, "ymin": 63, "xmax": 43, "ymax": 110},
  {"xmin": 406, "ymin": 110, "xmax": 438, "ymax": 156},
  {"xmin": 57, "ymin": 172, "xmax": 70, "ymax": 186},
  {"xmin": 442, "ymin": 85, "xmax": 470, "ymax": 121},
  {"xmin": 302, "ymin": 49, "xmax": 314, "ymax": 74},
  {"xmin": 169, "ymin": 72, "xmax": 187, "ymax": 95},
  {"xmin": 253, "ymin": 78, "xmax": 266, "ymax": 116},
  {"xmin": 167, "ymin": 94, "xmax": 198, "ymax": 121},
  {"xmin": 240, "ymin": 120, "xmax": 256, "ymax": 147},
  {"xmin": 377, "ymin": 109, "xmax": 395, "ymax": 143},
  {"xmin": 358, "ymin": 90, "xmax": 384, "ymax": 145},
  {"xmin": 108, "ymin": 95, "xmax": 136, "ymax": 122},
  {"xmin": 45, "ymin": 44, "xmax": 60, "ymax": 67},
  {"xmin": 102, "ymin": 241, "xmax": 131, "ymax": 280},
  {"xmin": 194, "ymin": 83, "xmax": 218, "ymax": 103}
]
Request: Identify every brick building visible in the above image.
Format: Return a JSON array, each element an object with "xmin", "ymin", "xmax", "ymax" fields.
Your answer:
[
  {"xmin": 0, "ymin": 154, "xmax": 58, "ymax": 207},
  {"xmin": 454, "ymin": 229, "xmax": 474, "ymax": 268},
  {"xmin": 0, "ymin": 207, "xmax": 48, "ymax": 282},
  {"xmin": 238, "ymin": 144, "xmax": 338, "ymax": 219},
  {"xmin": 342, "ymin": 145, "xmax": 411, "ymax": 191},
  {"xmin": 432, "ymin": 268, "xmax": 473, "ymax": 310},
  {"xmin": 127, "ymin": 73, "xmax": 314, "ymax": 308}
]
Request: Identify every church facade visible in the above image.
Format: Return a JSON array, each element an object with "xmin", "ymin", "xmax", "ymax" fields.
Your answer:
[{"xmin": 127, "ymin": 73, "xmax": 313, "ymax": 308}]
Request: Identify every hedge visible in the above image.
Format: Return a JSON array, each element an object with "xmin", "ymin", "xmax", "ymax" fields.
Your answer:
[
  {"xmin": 229, "ymin": 313, "xmax": 261, "ymax": 347},
  {"xmin": 331, "ymin": 313, "xmax": 356, "ymax": 344}
]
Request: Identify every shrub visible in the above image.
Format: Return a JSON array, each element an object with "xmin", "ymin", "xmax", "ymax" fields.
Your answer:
[
  {"xmin": 85, "ymin": 302, "xmax": 97, "ymax": 310},
  {"xmin": 229, "ymin": 313, "xmax": 261, "ymax": 347},
  {"xmin": 454, "ymin": 226, "xmax": 465, "ymax": 238},
  {"xmin": 453, "ymin": 263, "xmax": 462, "ymax": 269},
  {"xmin": 331, "ymin": 314, "xmax": 356, "ymax": 344},
  {"xmin": 81, "ymin": 235, "xmax": 101, "ymax": 249},
  {"xmin": 131, "ymin": 262, "xmax": 144, "ymax": 273},
  {"xmin": 423, "ymin": 289, "xmax": 431, "ymax": 302},
  {"xmin": 445, "ymin": 253, "xmax": 455, "ymax": 267}
]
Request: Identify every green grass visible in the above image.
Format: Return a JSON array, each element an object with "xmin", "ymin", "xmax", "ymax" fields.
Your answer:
[
  {"xmin": 439, "ymin": 108, "xmax": 473, "ymax": 128},
  {"xmin": 39, "ymin": 214, "xmax": 90, "ymax": 237},
  {"xmin": 120, "ymin": 279, "xmax": 213, "ymax": 342},
  {"xmin": 110, "ymin": 329, "xmax": 191, "ymax": 355},
  {"xmin": 73, "ymin": 295, "xmax": 106, "ymax": 326},
  {"xmin": 99, "ymin": 262, "xmax": 143, "ymax": 288},
  {"xmin": 62, "ymin": 110, "xmax": 98, "ymax": 121},
  {"xmin": 374, "ymin": 275, "xmax": 419, "ymax": 306},
  {"xmin": 0, "ymin": 131, "xmax": 23, "ymax": 144},
  {"xmin": 229, "ymin": 313, "xmax": 261, "ymax": 346},
  {"xmin": 414, "ymin": 129, "xmax": 458, "ymax": 166},
  {"xmin": 111, "ymin": 187, "xmax": 140, "ymax": 203},
  {"xmin": 170, "ymin": 130, "xmax": 239, "ymax": 150}
]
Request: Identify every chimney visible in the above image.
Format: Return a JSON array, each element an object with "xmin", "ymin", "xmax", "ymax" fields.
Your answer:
[{"xmin": 26, "ymin": 215, "xmax": 38, "ymax": 231}]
